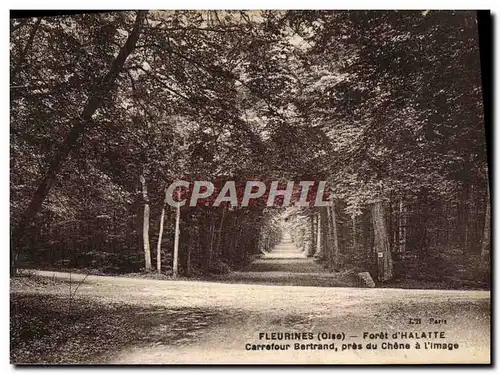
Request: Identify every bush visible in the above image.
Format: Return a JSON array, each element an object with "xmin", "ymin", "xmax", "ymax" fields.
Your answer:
[{"xmin": 206, "ymin": 259, "xmax": 232, "ymax": 275}]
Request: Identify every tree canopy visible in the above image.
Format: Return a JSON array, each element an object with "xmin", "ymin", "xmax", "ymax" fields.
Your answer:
[{"xmin": 10, "ymin": 10, "xmax": 489, "ymax": 286}]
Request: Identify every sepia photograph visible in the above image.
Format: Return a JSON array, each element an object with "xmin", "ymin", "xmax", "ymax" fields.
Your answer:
[{"xmin": 9, "ymin": 9, "xmax": 491, "ymax": 365}]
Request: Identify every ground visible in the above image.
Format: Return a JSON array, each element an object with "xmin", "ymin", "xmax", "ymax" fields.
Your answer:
[{"xmin": 10, "ymin": 237, "xmax": 491, "ymax": 364}]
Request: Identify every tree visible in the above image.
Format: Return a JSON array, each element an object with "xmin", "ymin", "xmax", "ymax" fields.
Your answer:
[
  {"xmin": 172, "ymin": 188, "xmax": 181, "ymax": 278},
  {"xmin": 156, "ymin": 187, "xmax": 168, "ymax": 274},
  {"xmin": 139, "ymin": 172, "xmax": 152, "ymax": 271},
  {"xmin": 11, "ymin": 11, "xmax": 148, "ymax": 274},
  {"xmin": 372, "ymin": 201, "xmax": 393, "ymax": 282}
]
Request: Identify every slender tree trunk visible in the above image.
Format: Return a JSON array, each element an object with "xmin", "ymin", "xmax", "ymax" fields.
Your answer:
[
  {"xmin": 172, "ymin": 189, "xmax": 181, "ymax": 278},
  {"xmin": 186, "ymin": 240, "xmax": 192, "ymax": 276},
  {"xmin": 399, "ymin": 198, "xmax": 407, "ymax": 254},
  {"xmin": 208, "ymin": 220, "xmax": 215, "ymax": 267},
  {"xmin": 323, "ymin": 207, "xmax": 332, "ymax": 268},
  {"xmin": 481, "ymin": 184, "xmax": 491, "ymax": 262},
  {"xmin": 363, "ymin": 214, "xmax": 375, "ymax": 261},
  {"xmin": 156, "ymin": 187, "xmax": 168, "ymax": 274},
  {"xmin": 215, "ymin": 206, "xmax": 226, "ymax": 258},
  {"xmin": 352, "ymin": 215, "xmax": 357, "ymax": 252},
  {"xmin": 258, "ymin": 228, "xmax": 266, "ymax": 254},
  {"xmin": 234, "ymin": 224, "xmax": 243, "ymax": 261},
  {"xmin": 315, "ymin": 212, "xmax": 322, "ymax": 257},
  {"xmin": 330, "ymin": 202, "xmax": 339, "ymax": 266},
  {"xmin": 464, "ymin": 194, "xmax": 470, "ymax": 252},
  {"xmin": 446, "ymin": 201, "xmax": 452, "ymax": 245},
  {"xmin": 458, "ymin": 182, "xmax": 470, "ymax": 253},
  {"xmin": 308, "ymin": 213, "xmax": 316, "ymax": 257},
  {"xmin": 140, "ymin": 173, "xmax": 152, "ymax": 271},
  {"xmin": 466, "ymin": 184, "xmax": 477, "ymax": 252},
  {"xmin": 10, "ymin": 11, "xmax": 147, "ymax": 276},
  {"xmin": 372, "ymin": 201, "xmax": 393, "ymax": 282}
]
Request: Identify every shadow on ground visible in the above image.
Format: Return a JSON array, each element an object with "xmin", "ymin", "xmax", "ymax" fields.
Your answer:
[{"xmin": 10, "ymin": 293, "xmax": 227, "ymax": 364}]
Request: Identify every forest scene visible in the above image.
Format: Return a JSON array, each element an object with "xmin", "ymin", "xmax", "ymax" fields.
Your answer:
[{"xmin": 10, "ymin": 10, "xmax": 491, "ymax": 365}]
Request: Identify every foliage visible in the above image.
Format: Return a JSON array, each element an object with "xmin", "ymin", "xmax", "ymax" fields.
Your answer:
[{"xmin": 10, "ymin": 10, "xmax": 489, "ymax": 285}]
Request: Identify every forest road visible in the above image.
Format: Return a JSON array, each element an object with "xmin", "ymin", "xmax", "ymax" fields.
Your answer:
[
  {"xmin": 27, "ymin": 243, "xmax": 490, "ymax": 364},
  {"xmin": 211, "ymin": 235, "xmax": 352, "ymax": 287}
]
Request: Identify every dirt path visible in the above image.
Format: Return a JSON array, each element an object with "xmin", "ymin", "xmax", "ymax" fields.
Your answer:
[
  {"xmin": 104, "ymin": 238, "xmax": 491, "ymax": 365},
  {"xmin": 13, "ymin": 234, "xmax": 490, "ymax": 364},
  {"xmin": 213, "ymin": 236, "xmax": 356, "ymax": 287},
  {"xmin": 18, "ymin": 259, "xmax": 490, "ymax": 364}
]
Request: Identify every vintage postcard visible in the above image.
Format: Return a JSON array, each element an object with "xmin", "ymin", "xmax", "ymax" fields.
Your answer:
[{"xmin": 10, "ymin": 10, "xmax": 491, "ymax": 365}]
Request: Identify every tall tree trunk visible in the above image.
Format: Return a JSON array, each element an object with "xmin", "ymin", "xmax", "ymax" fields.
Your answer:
[
  {"xmin": 388, "ymin": 197, "xmax": 394, "ymax": 252},
  {"xmin": 352, "ymin": 215, "xmax": 357, "ymax": 252},
  {"xmin": 398, "ymin": 198, "xmax": 407, "ymax": 253},
  {"xmin": 315, "ymin": 212, "xmax": 322, "ymax": 258},
  {"xmin": 481, "ymin": 184, "xmax": 491, "ymax": 262},
  {"xmin": 323, "ymin": 207, "xmax": 332, "ymax": 268},
  {"xmin": 186, "ymin": 239, "xmax": 192, "ymax": 276},
  {"xmin": 445, "ymin": 201, "xmax": 451, "ymax": 246},
  {"xmin": 372, "ymin": 201, "xmax": 393, "ymax": 282},
  {"xmin": 208, "ymin": 220, "xmax": 215, "ymax": 267},
  {"xmin": 140, "ymin": 173, "xmax": 152, "ymax": 271},
  {"xmin": 466, "ymin": 184, "xmax": 478, "ymax": 252},
  {"xmin": 364, "ymin": 212, "xmax": 372, "ymax": 256},
  {"xmin": 458, "ymin": 182, "xmax": 470, "ymax": 253},
  {"xmin": 172, "ymin": 188, "xmax": 181, "ymax": 278},
  {"xmin": 156, "ymin": 187, "xmax": 168, "ymax": 274},
  {"xmin": 234, "ymin": 224, "xmax": 243, "ymax": 262},
  {"xmin": 215, "ymin": 206, "xmax": 226, "ymax": 258},
  {"xmin": 330, "ymin": 202, "xmax": 339, "ymax": 267},
  {"xmin": 464, "ymin": 186, "xmax": 470, "ymax": 252},
  {"xmin": 10, "ymin": 11, "xmax": 147, "ymax": 276},
  {"xmin": 308, "ymin": 213, "xmax": 316, "ymax": 257},
  {"xmin": 258, "ymin": 227, "xmax": 266, "ymax": 254},
  {"xmin": 418, "ymin": 188, "xmax": 430, "ymax": 257}
]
